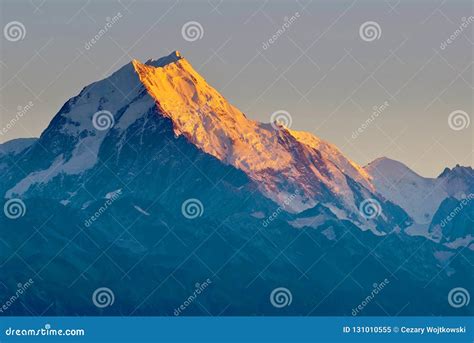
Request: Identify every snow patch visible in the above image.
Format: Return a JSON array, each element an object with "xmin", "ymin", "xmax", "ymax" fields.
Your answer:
[{"xmin": 133, "ymin": 205, "xmax": 150, "ymax": 216}]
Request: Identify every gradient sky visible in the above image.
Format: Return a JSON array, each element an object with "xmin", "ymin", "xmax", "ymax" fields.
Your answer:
[{"xmin": 0, "ymin": 0, "xmax": 472, "ymax": 177}]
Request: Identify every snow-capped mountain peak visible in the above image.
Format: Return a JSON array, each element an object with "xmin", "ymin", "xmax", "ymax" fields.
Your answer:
[
  {"xmin": 4, "ymin": 52, "xmax": 410, "ymax": 231},
  {"xmin": 132, "ymin": 53, "xmax": 377, "ymax": 215},
  {"xmin": 364, "ymin": 157, "xmax": 473, "ymax": 232},
  {"xmin": 365, "ymin": 157, "xmax": 426, "ymax": 181},
  {"xmin": 141, "ymin": 50, "xmax": 183, "ymax": 67},
  {"xmin": 364, "ymin": 157, "xmax": 447, "ymax": 225}
]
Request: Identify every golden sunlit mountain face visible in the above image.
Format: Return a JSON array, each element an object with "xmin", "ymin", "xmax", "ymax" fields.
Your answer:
[{"xmin": 132, "ymin": 52, "xmax": 375, "ymax": 215}]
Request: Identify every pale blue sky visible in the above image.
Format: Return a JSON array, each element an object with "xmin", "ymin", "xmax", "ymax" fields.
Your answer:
[{"xmin": 0, "ymin": 0, "xmax": 472, "ymax": 176}]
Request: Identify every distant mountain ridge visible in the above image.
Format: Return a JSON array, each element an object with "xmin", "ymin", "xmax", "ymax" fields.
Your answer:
[{"xmin": 364, "ymin": 157, "xmax": 473, "ymax": 244}]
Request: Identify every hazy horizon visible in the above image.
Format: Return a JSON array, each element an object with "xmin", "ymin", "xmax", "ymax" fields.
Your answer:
[{"xmin": 1, "ymin": 0, "xmax": 472, "ymax": 177}]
